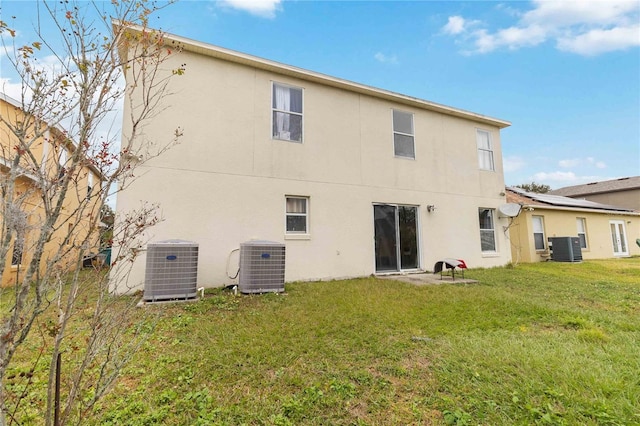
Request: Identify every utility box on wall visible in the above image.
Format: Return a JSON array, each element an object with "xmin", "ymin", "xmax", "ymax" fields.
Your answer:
[{"xmin": 548, "ymin": 237, "xmax": 582, "ymax": 262}]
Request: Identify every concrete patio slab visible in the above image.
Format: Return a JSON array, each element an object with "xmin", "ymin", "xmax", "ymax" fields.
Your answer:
[{"xmin": 377, "ymin": 273, "xmax": 478, "ymax": 286}]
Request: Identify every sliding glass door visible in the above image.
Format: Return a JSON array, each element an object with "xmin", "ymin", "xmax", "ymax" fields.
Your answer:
[{"xmin": 374, "ymin": 204, "xmax": 419, "ymax": 272}]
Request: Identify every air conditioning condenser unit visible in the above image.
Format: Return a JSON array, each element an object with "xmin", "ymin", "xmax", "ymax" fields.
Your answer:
[
  {"xmin": 144, "ymin": 239, "xmax": 199, "ymax": 301},
  {"xmin": 238, "ymin": 240, "xmax": 285, "ymax": 294}
]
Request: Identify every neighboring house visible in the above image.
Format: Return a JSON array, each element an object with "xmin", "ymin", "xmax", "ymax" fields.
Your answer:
[
  {"xmin": 113, "ymin": 24, "xmax": 514, "ymax": 293},
  {"xmin": 0, "ymin": 93, "xmax": 103, "ymax": 287},
  {"xmin": 506, "ymin": 187, "xmax": 640, "ymax": 263},
  {"xmin": 548, "ymin": 176, "xmax": 640, "ymax": 211}
]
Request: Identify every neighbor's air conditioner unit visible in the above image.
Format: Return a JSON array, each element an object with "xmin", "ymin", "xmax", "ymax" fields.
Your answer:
[
  {"xmin": 238, "ymin": 240, "xmax": 285, "ymax": 294},
  {"xmin": 548, "ymin": 237, "xmax": 582, "ymax": 262},
  {"xmin": 144, "ymin": 239, "xmax": 198, "ymax": 302}
]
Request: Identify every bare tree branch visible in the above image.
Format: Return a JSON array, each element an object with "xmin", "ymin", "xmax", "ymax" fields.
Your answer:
[{"xmin": 0, "ymin": 1, "xmax": 184, "ymax": 424}]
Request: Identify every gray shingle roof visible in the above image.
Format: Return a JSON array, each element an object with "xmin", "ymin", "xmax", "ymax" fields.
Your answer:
[{"xmin": 548, "ymin": 176, "xmax": 640, "ymax": 197}]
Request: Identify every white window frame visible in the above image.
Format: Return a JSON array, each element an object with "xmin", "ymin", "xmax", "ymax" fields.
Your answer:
[
  {"xmin": 272, "ymin": 82, "xmax": 303, "ymax": 143},
  {"xmin": 532, "ymin": 215, "xmax": 546, "ymax": 251},
  {"xmin": 392, "ymin": 109, "xmax": 415, "ymax": 159},
  {"xmin": 285, "ymin": 196, "xmax": 309, "ymax": 235},
  {"xmin": 476, "ymin": 129, "xmax": 495, "ymax": 171},
  {"xmin": 576, "ymin": 218, "xmax": 588, "ymax": 249},
  {"xmin": 478, "ymin": 208, "xmax": 497, "ymax": 253},
  {"xmin": 87, "ymin": 172, "xmax": 94, "ymax": 200}
]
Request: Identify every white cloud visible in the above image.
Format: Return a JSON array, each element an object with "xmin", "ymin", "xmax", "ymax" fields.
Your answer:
[
  {"xmin": 443, "ymin": 16, "xmax": 466, "ymax": 35},
  {"xmin": 503, "ymin": 156, "xmax": 526, "ymax": 172},
  {"xmin": 531, "ymin": 171, "xmax": 613, "ymax": 187},
  {"xmin": 522, "ymin": 0, "xmax": 639, "ymax": 28},
  {"xmin": 586, "ymin": 157, "xmax": 607, "ymax": 169},
  {"xmin": 374, "ymin": 52, "xmax": 398, "ymax": 65},
  {"xmin": 559, "ymin": 157, "xmax": 608, "ymax": 169},
  {"xmin": 470, "ymin": 24, "xmax": 548, "ymax": 53},
  {"xmin": 0, "ymin": 78, "xmax": 23, "ymax": 101},
  {"xmin": 533, "ymin": 171, "xmax": 579, "ymax": 182},
  {"xmin": 558, "ymin": 158, "xmax": 580, "ymax": 168},
  {"xmin": 557, "ymin": 24, "xmax": 640, "ymax": 55},
  {"xmin": 444, "ymin": 0, "xmax": 640, "ymax": 56},
  {"xmin": 219, "ymin": 0, "xmax": 282, "ymax": 18}
]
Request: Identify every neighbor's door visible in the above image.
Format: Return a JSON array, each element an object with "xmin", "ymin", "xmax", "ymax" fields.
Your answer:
[
  {"xmin": 374, "ymin": 204, "xmax": 419, "ymax": 272},
  {"xmin": 610, "ymin": 220, "xmax": 628, "ymax": 256}
]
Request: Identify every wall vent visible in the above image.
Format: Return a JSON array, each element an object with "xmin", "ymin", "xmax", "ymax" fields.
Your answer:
[
  {"xmin": 238, "ymin": 240, "xmax": 285, "ymax": 294},
  {"xmin": 548, "ymin": 237, "xmax": 582, "ymax": 262},
  {"xmin": 144, "ymin": 239, "xmax": 198, "ymax": 301}
]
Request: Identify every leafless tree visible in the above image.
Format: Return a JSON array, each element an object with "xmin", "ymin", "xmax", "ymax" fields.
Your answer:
[{"xmin": 0, "ymin": 1, "xmax": 184, "ymax": 424}]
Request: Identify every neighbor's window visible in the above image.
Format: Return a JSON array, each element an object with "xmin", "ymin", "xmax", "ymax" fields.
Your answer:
[
  {"xmin": 577, "ymin": 218, "xmax": 588, "ymax": 249},
  {"xmin": 87, "ymin": 172, "xmax": 94, "ymax": 200},
  {"xmin": 286, "ymin": 196, "xmax": 308, "ymax": 233},
  {"xmin": 41, "ymin": 130, "xmax": 51, "ymax": 173},
  {"xmin": 272, "ymin": 82, "xmax": 303, "ymax": 142},
  {"xmin": 57, "ymin": 146, "xmax": 68, "ymax": 179},
  {"xmin": 478, "ymin": 208, "xmax": 496, "ymax": 252},
  {"xmin": 477, "ymin": 130, "xmax": 494, "ymax": 171},
  {"xmin": 58, "ymin": 145, "xmax": 67, "ymax": 166},
  {"xmin": 532, "ymin": 215, "xmax": 546, "ymax": 250},
  {"xmin": 392, "ymin": 110, "xmax": 415, "ymax": 159},
  {"xmin": 11, "ymin": 210, "xmax": 26, "ymax": 266},
  {"xmin": 11, "ymin": 234, "xmax": 24, "ymax": 266}
]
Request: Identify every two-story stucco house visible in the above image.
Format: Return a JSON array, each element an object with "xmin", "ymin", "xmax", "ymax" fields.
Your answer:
[
  {"xmin": 112, "ymin": 24, "xmax": 514, "ymax": 293},
  {"xmin": 0, "ymin": 93, "xmax": 103, "ymax": 287}
]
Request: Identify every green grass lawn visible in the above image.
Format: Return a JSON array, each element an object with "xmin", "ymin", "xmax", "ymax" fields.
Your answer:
[{"xmin": 5, "ymin": 259, "xmax": 640, "ymax": 425}]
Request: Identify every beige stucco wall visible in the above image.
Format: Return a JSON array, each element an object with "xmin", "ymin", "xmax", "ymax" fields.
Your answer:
[
  {"xmin": 509, "ymin": 207, "xmax": 640, "ymax": 263},
  {"xmin": 113, "ymin": 44, "xmax": 513, "ymax": 293}
]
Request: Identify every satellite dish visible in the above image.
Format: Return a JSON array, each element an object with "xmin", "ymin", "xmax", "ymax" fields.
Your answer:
[{"xmin": 498, "ymin": 203, "xmax": 522, "ymax": 218}]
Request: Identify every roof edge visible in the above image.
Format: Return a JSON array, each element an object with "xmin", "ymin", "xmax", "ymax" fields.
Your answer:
[{"xmin": 514, "ymin": 202, "xmax": 640, "ymax": 216}]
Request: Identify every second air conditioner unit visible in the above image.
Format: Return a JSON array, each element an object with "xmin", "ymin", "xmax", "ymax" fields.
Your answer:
[{"xmin": 238, "ymin": 240, "xmax": 285, "ymax": 294}]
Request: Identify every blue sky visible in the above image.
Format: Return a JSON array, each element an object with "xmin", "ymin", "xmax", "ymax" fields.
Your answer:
[{"xmin": 2, "ymin": 0, "xmax": 639, "ymax": 189}]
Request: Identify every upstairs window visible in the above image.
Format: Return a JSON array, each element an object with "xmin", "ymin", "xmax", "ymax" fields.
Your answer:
[
  {"xmin": 272, "ymin": 83, "xmax": 303, "ymax": 142},
  {"xmin": 532, "ymin": 215, "xmax": 546, "ymax": 250},
  {"xmin": 286, "ymin": 196, "xmax": 308, "ymax": 234},
  {"xmin": 477, "ymin": 130, "xmax": 494, "ymax": 171},
  {"xmin": 478, "ymin": 208, "xmax": 496, "ymax": 252},
  {"xmin": 392, "ymin": 110, "xmax": 415, "ymax": 159}
]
